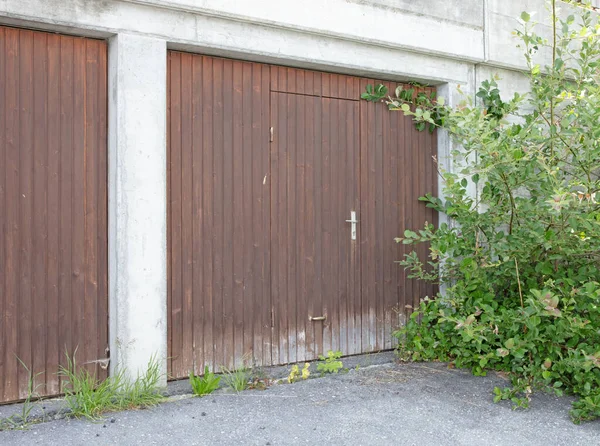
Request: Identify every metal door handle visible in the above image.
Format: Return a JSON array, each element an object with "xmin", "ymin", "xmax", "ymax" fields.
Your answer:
[
  {"xmin": 309, "ymin": 315, "xmax": 327, "ymax": 321},
  {"xmin": 345, "ymin": 211, "xmax": 358, "ymax": 241}
]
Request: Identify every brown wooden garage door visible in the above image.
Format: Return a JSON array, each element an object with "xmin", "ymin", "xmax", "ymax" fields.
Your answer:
[
  {"xmin": 0, "ymin": 26, "xmax": 108, "ymax": 403},
  {"xmin": 167, "ymin": 52, "xmax": 437, "ymax": 377}
]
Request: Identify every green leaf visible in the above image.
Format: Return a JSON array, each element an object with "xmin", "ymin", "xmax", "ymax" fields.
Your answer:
[{"xmin": 520, "ymin": 11, "xmax": 531, "ymax": 22}]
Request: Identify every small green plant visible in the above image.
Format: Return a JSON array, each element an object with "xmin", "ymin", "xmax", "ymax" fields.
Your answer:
[
  {"xmin": 189, "ymin": 366, "xmax": 221, "ymax": 396},
  {"xmin": 317, "ymin": 351, "xmax": 344, "ymax": 375},
  {"xmin": 221, "ymin": 366, "xmax": 250, "ymax": 392},
  {"xmin": 301, "ymin": 363, "xmax": 310, "ymax": 380},
  {"xmin": 0, "ymin": 358, "xmax": 43, "ymax": 431},
  {"xmin": 287, "ymin": 363, "xmax": 311, "ymax": 383},
  {"xmin": 287, "ymin": 365, "xmax": 299, "ymax": 383},
  {"xmin": 60, "ymin": 352, "xmax": 164, "ymax": 419}
]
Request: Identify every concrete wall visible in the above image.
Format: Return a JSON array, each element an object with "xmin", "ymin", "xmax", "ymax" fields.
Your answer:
[{"xmin": 0, "ymin": 0, "xmax": 595, "ymax": 383}]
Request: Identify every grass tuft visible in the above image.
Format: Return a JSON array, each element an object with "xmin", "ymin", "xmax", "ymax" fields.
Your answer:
[
  {"xmin": 189, "ymin": 366, "xmax": 221, "ymax": 396},
  {"xmin": 60, "ymin": 352, "xmax": 164, "ymax": 420},
  {"xmin": 221, "ymin": 366, "xmax": 250, "ymax": 392}
]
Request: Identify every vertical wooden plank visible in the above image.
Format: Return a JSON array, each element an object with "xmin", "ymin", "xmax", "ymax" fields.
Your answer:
[
  {"xmin": 240, "ymin": 61, "xmax": 253, "ymax": 366},
  {"xmin": 351, "ymin": 100, "xmax": 361, "ymax": 355},
  {"xmin": 337, "ymin": 74, "xmax": 347, "ymax": 100},
  {"xmin": 261, "ymin": 63, "xmax": 271, "ymax": 367},
  {"xmin": 0, "ymin": 26, "xmax": 6, "ymax": 400},
  {"xmin": 250, "ymin": 62, "xmax": 263, "ymax": 367},
  {"xmin": 83, "ymin": 39, "xmax": 99, "ymax": 379},
  {"xmin": 231, "ymin": 60, "xmax": 244, "ymax": 369},
  {"xmin": 221, "ymin": 58, "xmax": 234, "ymax": 370},
  {"xmin": 390, "ymin": 96, "xmax": 403, "ymax": 342},
  {"xmin": 272, "ymin": 91, "xmax": 289, "ymax": 364},
  {"xmin": 313, "ymin": 71, "xmax": 322, "ymax": 97},
  {"xmin": 321, "ymin": 96, "xmax": 332, "ymax": 354},
  {"xmin": 330, "ymin": 94, "xmax": 341, "ymax": 353},
  {"xmin": 32, "ymin": 31, "xmax": 49, "ymax": 394},
  {"xmin": 278, "ymin": 66, "xmax": 287, "ymax": 95},
  {"xmin": 402, "ymin": 106, "xmax": 415, "ymax": 324},
  {"xmin": 166, "ymin": 52, "xmax": 172, "ymax": 376},
  {"xmin": 322, "ymin": 72, "xmax": 331, "ymax": 98},
  {"xmin": 312, "ymin": 95, "xmax": 323, "ymax": 358},
  {"xmin": 415, "ymin": 97, "xmax": 428, "ymax": 311},
  {"xmin": 212, "ymin": 57, "xmax": 225, "ymax": 370},
  {"xmin": 269, "ymin": 91, "xmax": 280, "ymax": 366},
  {"xmin": 18, "ymin": 30, "xmax": 34, "ymax": 398},
  {"xmin": 191, "ymin": 54, "xmax": 204, "ymax": 374},
  {"xmin": 296, "ymin": 68, "xmax": 305, "ymax": 96},
  {"xmin": 180, "ymin": 53, "xmax": 194, "ymax": 376},
  {"xmin": 4, "ymin": 27, "xmax": 20, "ymax": 401},
  {"xmin": 169, "ymin": 51, "xmax": 183, "ymax": 377},
  {"xmin": 57, "ymin": 35, "xmax": 74, "ymax": 388},
  {"xmin": 296, "ymin": 93, "xmax": 306, "ymax": 363},
  {"xmin": 337, "ymin": 95, "xmax": 348, "ymax": 356},
  {"xmin": 381, "ymin": 82, "xmax": 393, "ymax": 350},
  {"xmin": 71, "ymin": 37, "xmax": 86, "ymax": 369},
  {"xmin": 201, "ymin": 56, "xmax": 215, "ymax": 371},
  {"xmin": 363, "ymin": 79, "xmax": 376, "ymax": 352},
  {"xmin": 304, "ymin": 70, "xmax": 313, "ymax": 97},
  {"xmin": 286, "ymin": 92, "xmax": 297, "ymax": 364},
  {"xmin": 286, "ymin": 67, "xmax": 296, "ymax": 95},
  {"xmin": 96, "ymin": 40, "xmax": 109, "ymax": 382},
  {"xmin": 270, "ymin": 65, "xmax": 279, "ymax": 92},
  {"xmin": 303, "ymin": 95, "xmax": 315, "ymax": 360},
  {"xmin": 348, "ymin": 99, "xmax": 359, "ymax": 355},
  {"xmin": 2, "ymin": 26, "xmax": 19, "ymax": 402}
]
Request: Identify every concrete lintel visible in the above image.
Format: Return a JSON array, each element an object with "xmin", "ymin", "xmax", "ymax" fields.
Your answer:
[{"xmin": 108, "ymin": 33, "xmax": 168, "ymax": 384}]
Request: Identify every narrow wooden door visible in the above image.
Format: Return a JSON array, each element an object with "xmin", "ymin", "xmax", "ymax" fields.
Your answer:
[{"xmin": 270, "ymin": 91, "xmax": 361, "ymax": 364}]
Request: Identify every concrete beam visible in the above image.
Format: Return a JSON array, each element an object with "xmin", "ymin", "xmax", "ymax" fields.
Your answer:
[
  {"xmin": 108, "ymin": 33, "xmax": 167, "ymax": 384},
  {"xmin": 0, "ymin": 0, "xmax": 475, "ymax": 85}
]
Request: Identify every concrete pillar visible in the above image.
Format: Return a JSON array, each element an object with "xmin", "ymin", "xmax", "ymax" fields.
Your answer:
[{"xmin": 108, "ymin": 33, "xmax": 167, "ymax": 385}]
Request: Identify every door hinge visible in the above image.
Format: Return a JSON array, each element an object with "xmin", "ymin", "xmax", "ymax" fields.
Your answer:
[
  {"xmin": 270, "ymin": 127, "xmax": 274, "ymax": 142},
  {"xmin": 270, "ymin": 307, "xmax": 275, "ymax": 327}
]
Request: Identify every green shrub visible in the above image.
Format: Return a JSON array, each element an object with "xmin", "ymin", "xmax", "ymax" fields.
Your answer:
[
  {"xmin": 363, "ymin": 1, "xmax": 600, "ymax": 423},
  {"xmin": 189, "ymin": 366, "xmax": 221, "ymax": 396},
  {"xmin": 317, "ymin": 351, "xmax": 344, "ymax": 374}
]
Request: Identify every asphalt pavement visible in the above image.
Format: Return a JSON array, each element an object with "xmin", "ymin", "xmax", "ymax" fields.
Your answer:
[{"xmin": 1, "ymin": 357, "xmax": 598, "ymax": 445}]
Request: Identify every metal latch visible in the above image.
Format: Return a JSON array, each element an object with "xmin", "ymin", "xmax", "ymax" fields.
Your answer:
[{"xmin": 309, "ymin": 315, "xmax": 327, "ymax": 322}]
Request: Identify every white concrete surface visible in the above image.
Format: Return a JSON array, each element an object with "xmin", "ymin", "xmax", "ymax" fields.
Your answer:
[
  {"xmin": 0, "ymin": 0, "xmax": 597, "ymax": 382},
  {"xmin": 108, "ymin": 33, "xmax": 167, "ymax": 384}
]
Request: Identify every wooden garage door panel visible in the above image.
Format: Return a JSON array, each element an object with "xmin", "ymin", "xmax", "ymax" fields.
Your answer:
[
  {"xmin": 0, "ymin": 26, "xmax": 108, "ymax": 403},
  {"xmin": 167, "ymin": 53, "xmax": 438, "ymax": 377},
  {"xmin": 167, "ymin": 53, "xmax": 271, "ymax": 377}
]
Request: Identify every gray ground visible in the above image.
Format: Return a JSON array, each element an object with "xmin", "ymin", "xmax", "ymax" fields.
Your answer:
[{"xmin": 1, "ymin": 354, "xmax": 599, "ymax": 445}]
